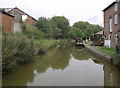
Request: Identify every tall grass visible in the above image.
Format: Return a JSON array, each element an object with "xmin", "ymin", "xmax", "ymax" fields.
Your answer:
[{"xmin": 2, "ymin": 32, "xmax": 36, "ymax": 73}]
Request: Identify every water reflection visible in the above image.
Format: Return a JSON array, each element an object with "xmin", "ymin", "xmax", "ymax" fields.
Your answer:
[{"xmin": 2, "ymin": 44, "xmax": 120, "ymax": 86}]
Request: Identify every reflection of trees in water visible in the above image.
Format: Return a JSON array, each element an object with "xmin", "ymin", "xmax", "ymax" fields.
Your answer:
[
  {"xmin": 3, "ymin": 44, "xmax": 73, "ymax": 86},
  {"xmin": 2, "ymin": 61, "xmax": 36, "ymax": 86},
  {"xmin": 36, "ymin": 44, "xmax": 72, "ymax": 73}
]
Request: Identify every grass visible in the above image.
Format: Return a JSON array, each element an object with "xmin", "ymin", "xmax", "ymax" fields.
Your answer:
[
  {"xmin": 34, "ymin": 39, "xmax": 69, "ymax": 54},
  {"xmin": 96, "ymin": 49, "xmax": 113, "ymax": 56},
  {"xmin": 83, "ymin": 40, "xmax": 92, "ymax": 45},
  {"xmin": 35, "ymin": 39, "xmax": 56, "ymax": 47},
  {"xmin": 98, "ymin": 46, "xmax": 116, "ymax": 53},
  {"xmin": 87, "ymin": 41, "xmax": 92, "ymax": 45}
]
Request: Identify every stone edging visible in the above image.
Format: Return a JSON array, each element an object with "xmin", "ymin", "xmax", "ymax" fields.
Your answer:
[{"xmin": 84, "ymin": 44, "xmax": 120, "ymax": 67}]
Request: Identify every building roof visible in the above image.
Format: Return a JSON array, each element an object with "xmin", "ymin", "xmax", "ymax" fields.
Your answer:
[
  {"xmin": 103, "ymin": 0, "xmax": 120, "ymax": 11},
  {"xmin": 8, "ymin": 7, "xmax": 37, "ymax": 21},
  {"xmin": 0, "ymin": 9, "xmax": 14, "ymax": 17},
  {"xmin": 94, "ymin": 31, "xmax": 103, "ymax": 35}
]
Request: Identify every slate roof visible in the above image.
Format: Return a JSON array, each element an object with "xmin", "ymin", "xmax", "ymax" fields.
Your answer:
[{"xmin": 0, "ymin": 9, "xmax": 14, "ymax": 17}]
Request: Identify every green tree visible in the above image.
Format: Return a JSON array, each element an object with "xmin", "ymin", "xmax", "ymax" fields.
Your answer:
[
  {"xmin": 73, "ymin": 21, "xmax": 103, "ymax": 39},
  {"xmin": 68, "ymin": 27, "xmax": 84, "ymax": 39},
  {"xmin": 73, "ymin": 21, "xmax": 89, "ymax": 32},
  {"xmin": 35, "ymin": 17, "xmax": 53, "ymax": 38},
  {"xmin": 51, "ymin": 16, "xmax": 70, "ymax": 39}
]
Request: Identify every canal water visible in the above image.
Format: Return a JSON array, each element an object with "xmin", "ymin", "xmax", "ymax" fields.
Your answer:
[{"xmin": 2, "ymin": 44, "xmax": 120, "ymax": 86}]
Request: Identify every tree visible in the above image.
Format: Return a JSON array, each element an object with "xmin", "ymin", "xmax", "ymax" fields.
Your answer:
[
  {"xmin": 73, "ymin": 21, "xmax": 89, "ymax": 32},
  {"xmin": 68, "ymin": 27, "xmax": 84, "ymax": 39},
  {"xmin": 51, "ymin": 16, "xmax": 70, "ymax": 39},
  {"xmin": 35, "ymin": 17, "xmax": 53, "ymax": 38},
  {"xmin": 73, "ymin": 21, "xmax": 103, "ymax": 39}
]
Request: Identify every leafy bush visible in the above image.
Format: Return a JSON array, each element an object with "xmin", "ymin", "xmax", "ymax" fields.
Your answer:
[
  {"xmin": 2, "ymin": 32, "xmax": 36, "ymax": 73},
  {"xmin": 24, "ymin": 26, "xmax": 45, "ymax": 39}
]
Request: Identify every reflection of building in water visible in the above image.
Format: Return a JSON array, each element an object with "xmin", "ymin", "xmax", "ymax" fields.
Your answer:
[
  {"xmin": 92, "ymin": 57, "xmax": 120, "ymax": 87},
  {"xmin": 103, "ymin": 65, "xmax": 120, "ymax": 86}
]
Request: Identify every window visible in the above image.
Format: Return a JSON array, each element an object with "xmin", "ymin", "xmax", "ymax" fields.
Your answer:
[
  {"xmin": 114, "ymin": 15, "xmax": 118, "ymax": 24},
  {"xmin": 114, "ymin": 3, "xmax": 118, "ymax": 12},
  {"xmin": 109, "ymin": 18, "xmax": 112, "ymax": 32},
  {"xmin": 115, "ymin": 34, "xmax": 118, "ymax": 43}
]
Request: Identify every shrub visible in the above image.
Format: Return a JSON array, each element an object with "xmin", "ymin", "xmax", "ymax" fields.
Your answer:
[
  {"xmin": 24, "ymin": 26, "xmax": 45, "ymax": 39},
  {"xmin": 2, "ymin": 32, "xmax": 36, "ymax": 73}
]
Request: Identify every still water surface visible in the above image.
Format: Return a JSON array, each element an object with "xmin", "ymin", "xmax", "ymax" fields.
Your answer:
[{"xmin": 3, "ymin": 44, "xmax": 120, "ymax": 86}]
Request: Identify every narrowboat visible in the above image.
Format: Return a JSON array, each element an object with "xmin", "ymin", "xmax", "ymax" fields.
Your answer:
[{"xmin": 75, "ymin": 38, "xmax": 84, "ymax": 46}]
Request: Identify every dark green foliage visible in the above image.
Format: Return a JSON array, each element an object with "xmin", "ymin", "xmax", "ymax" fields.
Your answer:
[
  {"xmin": 51, "ymin": 16, "xmax": 70, "ymax": 39},
  {"xmin": 73, "ymin": 21, "xmax": 103, "ymax": 39},
  {"xmin": 35, "ymin": 17, "xmax": 53, "ymax": 38},
  {"xmin": 68, "ymin": 27, "xmax": 84, "ymax": 39},
  {"xmin": 24, "ymin": 26, "xmax": 45, "ymax": 39},
  {"xmin": 73, "ymin": 21, "xmax": 89, "ymax": 32},
  {"xmin": 2, "ymin": 32, "xmax": 36, "ymax": 73}
]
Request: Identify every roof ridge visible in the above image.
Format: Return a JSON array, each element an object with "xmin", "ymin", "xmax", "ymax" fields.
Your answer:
[{"xmin": 8, "ymin": 7, "xmax": 37, "ymax": 21}]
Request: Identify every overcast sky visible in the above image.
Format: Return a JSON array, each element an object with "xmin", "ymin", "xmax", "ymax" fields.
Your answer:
[{"xmin": 0, "ymin": 0, "xmax": 115, "ymax": 26}]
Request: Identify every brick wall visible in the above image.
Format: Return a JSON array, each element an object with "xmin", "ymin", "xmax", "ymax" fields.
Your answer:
[
  {"xmin": 104, "ymin": 2, "xmax": 120, "ymax": 48},
  {"xmin": 10, "ymin": 8, "xmax": 36, "ymax": 26},
  {"xmin": 1, "ymin": 12, "xmax": 14, "ymax": 33},
  {"xmin": 25, "ymin": 15, "xmax": 36, "ymax": 26}
]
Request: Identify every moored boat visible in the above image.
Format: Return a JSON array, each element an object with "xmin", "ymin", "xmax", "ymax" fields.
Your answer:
[{"xmin": 75, "ymin": 38, "xmax": 84, "ymax": 46}]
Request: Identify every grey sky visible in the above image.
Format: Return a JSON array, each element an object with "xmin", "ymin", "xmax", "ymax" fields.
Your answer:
[{"xmin": 0, "ymin": 0, "xmax": 115, "ymax": 26}]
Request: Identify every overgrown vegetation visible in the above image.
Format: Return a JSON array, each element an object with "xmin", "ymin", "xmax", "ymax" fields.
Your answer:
[{"xmin": 2, "ymin": 32, "xmax": 36, "ymax": 74}]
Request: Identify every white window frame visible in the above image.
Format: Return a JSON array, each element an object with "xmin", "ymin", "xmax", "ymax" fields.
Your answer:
[
  {"xmin": 114, "ymin": 15, "xmax": 118, "ymax": 24},
  {"xmin": 114, "ymin": 3, "xmax": 118, "ymax": 12},
  {"xmin": 109, "ymin": 18, "xmax": 112, "ymax": 32}
]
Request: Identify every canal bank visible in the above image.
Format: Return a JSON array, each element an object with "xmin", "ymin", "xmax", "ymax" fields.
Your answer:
[
  {"xmin": 2, "ymin": 37, "xmax": 74, "ymax": 74},
  {"xmin": 84, "ymin": 44, "xmax": 120, "ymax": 67}
]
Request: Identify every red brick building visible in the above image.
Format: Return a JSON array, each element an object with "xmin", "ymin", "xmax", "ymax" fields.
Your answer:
[
  {"xmin": 0, "ymin": 10, "xmax": 14, "ymax": 33},
  {"xmin": 1, "ymin": 7, "xmax": 37, "ymax": 34},
  {"xmin": 103, "ymin": 0, "xmax": 120, "ymax": 48},
  {"xmin": 8, "ymin": 7, "xmax": 37, "ymax": 26}
]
